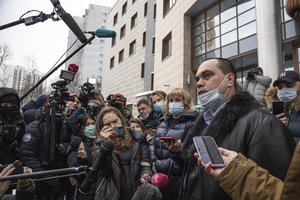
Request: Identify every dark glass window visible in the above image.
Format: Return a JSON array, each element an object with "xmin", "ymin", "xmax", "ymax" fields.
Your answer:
[
  {"xmin": 239, "ymin": 34, "xmax": 257, "ymax": 53},
  {"xmin": 221, "ymin": 42, "xmax": 238, "ymax": 58}
]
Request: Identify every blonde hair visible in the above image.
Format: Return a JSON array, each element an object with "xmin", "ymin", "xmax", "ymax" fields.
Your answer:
[
  {"xmin": 162, "ymin": 87, "xmax": 194, "ymax": 116},
  {"xmin": 95, "ymin": 106, "xmax": 132, "ymax": 151}
]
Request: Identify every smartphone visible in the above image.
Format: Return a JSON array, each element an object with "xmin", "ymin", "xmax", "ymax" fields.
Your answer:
[
  {"xmin": 272, "ymin": 101, "xmax": 284, "ymax": 115},
  {"xmin": 0, "ymin": 161, "xmax": 23, "ymax": 175},
  {"xmin": 193, "ymin": 136, "xmax": 225, "ymax": 168},
  {"xmin": 158, "ymin": 136, "xmax": 176, "ymax": 142}
]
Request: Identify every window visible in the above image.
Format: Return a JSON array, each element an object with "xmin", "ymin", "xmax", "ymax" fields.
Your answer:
[
  {"xmin": 119, "ymin": 49, "xmax": 124, "ymax": 63},
  {"xmin": 162, "ymin": 32, "xmax": 172, "ymax": 60},
  {"xmin": 142, "ymin": 31, "xmax": 146, "ymax": 47},
  {"xmin": 152, "ymin": 37, "xmax": 156, "ymax": 54},
  {"xmin": 131, "ymin": 13, "xmax": 138, "ymax": 29},
  {"xmin": 153, "ymin": 4, "xmax": 157, "ymax": 20},
  {"xmin": 141, "ymin": 63, "xmax": 145, "ymax": 78},
  {"xmin": 144, "ymin": 2, "xmax": 148, "ymax": 17},
  {"xmin": 122, "ymin": 1, "xmax": 127, "ymax": 16},
  {"xmin": 163, "ymin": 0, "xmax": 176, "ymax": 16},
  {"xmin": 110, "ymin": 57, "xmax": 115, "ymax": 69},
  {"xmin": 111, "ymin": 36, "xmax": 116, "ymax": 47},
  {"xmin": 129, "ymin": 40, "xmax": 136, "ymax": 56},
  {"xmin": 120, "ymin": 24, "xmax": 126, "ymax": 39},
  {"xmin": 132, "ymin": 0, "xmax": 137, "ymax": 4},
  {"xmin": 113, "ymin": 13, "xmax": 118, "ymax": 26}
]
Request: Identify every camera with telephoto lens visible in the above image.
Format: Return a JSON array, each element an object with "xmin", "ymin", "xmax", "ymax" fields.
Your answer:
[
  {"xmin": 0, "ymin": 121, "xmax": 25, "ymax": 145},
  {"xmin": 79, "ymin": 82, "xmax": 95, "ymax": 103}
]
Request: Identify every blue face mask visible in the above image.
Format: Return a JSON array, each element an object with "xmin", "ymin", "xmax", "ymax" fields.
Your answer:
[
  {"xmin": 169, "ymin": 102, "xmax": 184, "ymax": 117},
  {"xmin": 84, "ymin": 125, "xmax": 95, "ymax": 138},
  {"xmin": 277, "ymin": 88, "xmax": 297, "ymax": 102},
  {"xmin": 197, "ymin": 75, "xmax": 228, "ymax": 111},
  {"xmin": 154, "ymin": 101, "xmax": 164, "ymax": 112}
]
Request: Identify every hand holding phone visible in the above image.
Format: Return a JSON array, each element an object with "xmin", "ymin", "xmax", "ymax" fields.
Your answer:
[
  {"xmin": 272, "ymin": 101, "xmax": 284, "ymax": 115},
  {"xmin": 193, "ymin": 136, "xmax": 225, "ymax": 168},
  {"xmin": 158, "ymin": 136, "xmax": 176, "ymax": 142}
]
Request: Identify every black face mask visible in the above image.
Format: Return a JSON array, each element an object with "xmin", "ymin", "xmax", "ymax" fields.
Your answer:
[{"xmin": 0, "ymin": 106, "xmax": 20, "ymax": 122}]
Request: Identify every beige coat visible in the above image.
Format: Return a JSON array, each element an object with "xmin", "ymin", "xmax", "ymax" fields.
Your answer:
[{"xmin": 216, "ymin": 142, "xmax": 300, "ymax": 200}]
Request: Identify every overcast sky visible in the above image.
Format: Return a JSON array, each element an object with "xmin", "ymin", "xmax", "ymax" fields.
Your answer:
[{"xmin": 0, "ymin": 0, "xmax": 117, "ymax": 79}]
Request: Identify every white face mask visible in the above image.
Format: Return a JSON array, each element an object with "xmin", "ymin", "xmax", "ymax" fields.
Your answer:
[{"xmin": 197, "ymin": 75, "xmax": 229, "ymax": 110}]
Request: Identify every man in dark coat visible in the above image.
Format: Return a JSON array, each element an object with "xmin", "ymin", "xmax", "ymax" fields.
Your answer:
[
  {"xmin": 0, "ymin": 87, "xmax": 35, "ymax": 200},
  {"xmin": 171, "ymin": 58, "xmax": 295, "ymax": 200}
]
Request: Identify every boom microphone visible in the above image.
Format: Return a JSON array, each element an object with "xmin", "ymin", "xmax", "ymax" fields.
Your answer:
[
  {"xmin": 66, "ymin": 136, "xmax": 82, "ymax": 156},
  {"xmin": 0, "ymin": 166, "xmax": 87, "ymax": 182},
  {"xmin": 79, "ymin": 140, "xmax": 114, "ymax": 194},
  {"xmin": 50, "ymin": 0, "xmax": 88, "ymax": 43},
  {"xmin": 84, "ymin": 28, "xmax": 116, "ymax": 38}
]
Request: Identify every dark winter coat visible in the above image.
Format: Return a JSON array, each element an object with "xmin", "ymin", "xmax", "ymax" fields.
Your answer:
[
  {"xmin": 78, "ymin": 129, "xmax": 152, "ymax": 200},
  {"xmin": 175, "ymin": 92, "xmax": 295, "ymax": 200},
  {"xmin": 152, "ymin": 110, "xmax": 198, "ymax": 175}
]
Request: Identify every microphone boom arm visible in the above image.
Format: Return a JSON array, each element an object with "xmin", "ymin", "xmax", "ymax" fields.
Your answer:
[{"xmin": 20, "ymin": 34, "xmax": 96, "ymax": 101}]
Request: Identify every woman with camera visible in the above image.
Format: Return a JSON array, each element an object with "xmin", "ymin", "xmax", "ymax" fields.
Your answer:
[{"xmin": 81, "ymin": 106, "xmax": 152, "ymax": 200}]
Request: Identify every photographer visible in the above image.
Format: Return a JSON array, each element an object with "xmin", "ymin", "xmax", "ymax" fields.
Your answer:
[
  {"xmin": 106, "ymin": 93, "xmax": 132, "ymax": 124},
  {"xmin": 67, "ymin": 82, "xmax": 105, "ymax": 128},
  {"xmin": 19, "ymin": 83, "xmax": 73, "ymax": 199},
  {"xmin": 0, "ymin": 87, "xmax": 35, "ymax": 199},
  {"xmin": 243, "ymin": 67, "xmax": 272, "ymax": 105}
]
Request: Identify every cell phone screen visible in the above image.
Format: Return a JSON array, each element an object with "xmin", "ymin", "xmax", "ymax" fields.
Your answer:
[
  {"xmin": 193, "ymin": 136, "xmax": 225, "ymax": 168},
  {"xmin": 272, "ymin": 102, "xmax": 284, "ymax": 115}
]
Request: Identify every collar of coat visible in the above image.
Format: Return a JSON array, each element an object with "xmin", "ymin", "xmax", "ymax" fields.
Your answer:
[{"xmin": 182, "ymin": 91, "xmax": 261, "ymax": 159}]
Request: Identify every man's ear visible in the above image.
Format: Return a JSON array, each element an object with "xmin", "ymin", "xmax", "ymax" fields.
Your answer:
[{"xmin": 227, "ymin": 73, "xmax": 235, "ymax": 87}]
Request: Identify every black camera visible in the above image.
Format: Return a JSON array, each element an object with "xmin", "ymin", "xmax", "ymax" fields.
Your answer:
[
  {"xmin": 81, "ymin": 82, "xmax": 95, "ymax": 100},
  {"xmin": 0, "ymin": 121, "xmax": 25, "ymax": 145},
  {"xmin": 246, "ymin": 70, "xmax": 257, "ymax": 80}
]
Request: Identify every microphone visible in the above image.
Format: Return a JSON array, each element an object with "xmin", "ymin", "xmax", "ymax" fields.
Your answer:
[
  {"xmin": 84, "ymin": 29, "xmax": 116, "ymax": 38},
  {"xmin": 151, "ymin": 173, "xmax": 169, "ymax": 188},
  {"xmin": 0, "ymin": 166, "xmax": 87, "ymax": 182},
  {"xmin": 50, "ymin": 0, "xmax": 88, "ymax": 43},
  {"xmin": 79, "ymin": 140, "xmax": 114, "ymax": 194},
  {"xmin": 66, "ymin": 136, "xmax": 82, "ymax": 156}
]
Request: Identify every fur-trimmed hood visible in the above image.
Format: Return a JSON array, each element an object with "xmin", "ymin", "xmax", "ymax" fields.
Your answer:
[{"xmin": 183, "ymin": 91, "xmax": 261, "ymax": 158}]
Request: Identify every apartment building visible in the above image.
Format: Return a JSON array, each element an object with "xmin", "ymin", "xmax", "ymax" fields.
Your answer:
[
  {"xmin": 102, "ymin": 0, "xmax": 152, "ymax": 108},
  {"xmin": 103, "ymin": 0, "xmax": 300, "ymax": 105},
  {"xmin": 66, "ymin": 4, "xmax": 111, "ymax": 92}
]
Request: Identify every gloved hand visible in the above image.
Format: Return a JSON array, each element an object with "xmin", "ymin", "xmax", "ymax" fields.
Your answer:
[
  {"xmin": 78, "ymin": 92, "xmax": 89, "ymax": 108},
  {"xmin": 55, "ymin": 144, "xmax": 66, "ymax": 154}
]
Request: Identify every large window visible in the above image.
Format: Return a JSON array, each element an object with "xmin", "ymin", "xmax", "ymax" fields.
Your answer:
[
  {"xmin": 162, "ymin": 32, "xmax": 172, "ymax": 60},
  {"xmin": 119, "ymin": 49, "xmax": 124, "ymax": 63},
  {"xmin": 192, "ymin": 0, "xmax": 257, "ymax": 68},
  {"xmin": 120, "ymin": 24, "xmax": 126, "ymax": 39},
  {"xmin": 142, "ymin": 31, "xmax": 146, "ymax": 47},
  {"xmin": 113, "ymin": 13, "xmax": 118, "ymax": 26},
  {"xmin": 131, "ymin": 13, "xmax": 138, "ymax": 29},
  {"xmin": 152, "ymin": 37, "xmax": 156, "ymax": 54},
  {"xmin": 163, "ymin": 0, "xmax": 176, "ymax": 16},
  {"xmin": 141, "ymin": 63, "xmax": 145, "ymax": 78},
  {"xmin": 111, "ymin": 36, "xmax": 116, "ymax": 47},
  {"xmin": 153, "ymin": 4, "xmax": 157, "ymax": 20},
  {"xmin": 129, "ymin": 40, "xmax": 136, "ymax": 56},
  {"xmin": 144, "ymin": 2, "xmax": 148, "ymax": 17},
  {"xmin": 110, "ymin": 57, "xmax": 115, "ymax": 69},
  {"xmin": 122, "ymin": 1, "xmax": 127, "ymax": 16}
]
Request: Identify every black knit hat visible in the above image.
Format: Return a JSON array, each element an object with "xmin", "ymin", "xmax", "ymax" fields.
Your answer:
[{"xmin": 0, "ymin": 94, "xmax": 19, "ymax": 105}]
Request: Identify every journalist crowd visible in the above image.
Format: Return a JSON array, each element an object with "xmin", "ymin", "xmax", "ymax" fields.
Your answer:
[{"xmin": 1, "ymin": 58, "xmax": 300, "ymax": 200}]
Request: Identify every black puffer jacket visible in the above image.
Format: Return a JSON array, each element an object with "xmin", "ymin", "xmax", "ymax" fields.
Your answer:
[
  {"xmin": 152, "ymin": 111, "xmax": 198, "ymax": 175},
  {"xmin": 175, "ymin": 92, "xmax": 295, "ymax": 200}
]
